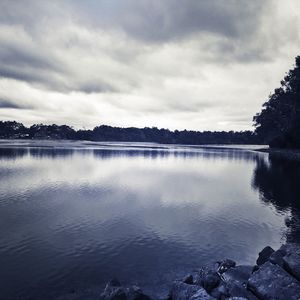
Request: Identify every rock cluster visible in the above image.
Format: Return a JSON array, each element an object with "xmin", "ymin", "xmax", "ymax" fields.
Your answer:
[
  {"xmin": 99, "ymin": 278, "xmax": 151, "ymax": 300},
  {"xmin": 100, "ymin": 243, "xmax": 300, "ymax": 300}
]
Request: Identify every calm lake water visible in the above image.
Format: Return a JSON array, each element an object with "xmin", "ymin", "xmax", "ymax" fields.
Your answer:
[{"xmin": 0, "ymin": 141, "xmax": 300, "ymax": 300}]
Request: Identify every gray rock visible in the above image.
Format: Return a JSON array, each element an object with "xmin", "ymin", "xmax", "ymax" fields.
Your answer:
[
  {"xmin": 222, "ymin": 265, "xmax": 253, "ymax": 286},
  {"xmin": 221, "ymin": 265, "xmax": 258, "ymax": 300},
  {"xmin": 224, "ymin": 281, "xmax": 258, "ymax": 300},
  {"xmin": 280, "ymin": 243, "xmax": 300, "ymax": 256},
  {"xmin": 171, "ymin": 282, "xmax": 214, "ymax": 300},
  {"xmin": 248, "ymin": 261, "xmax": 300, "ymax": 300},
  {"xmin": 283, "ymin": 253, "xmax": 300, "ymax": 282},
  {"xmin": 190, "ymin": 289, "xmax": 215, "ymax": 300},
  {"xmin": 269, "ymin": 249, "xmax": 286, "ymax": 267},
  {"xmin": 100, "ymin": 280, "xmax": 152, "ymax": 300},
  {"xmin": 193, "ymin": 269, "xmax": 220, "ymax": 292},
  {"xmin": 217, "ymin": 259, "xmax": 236, "ymax": 274},
  {"xmin": 256, "ymin": 246, "xmax": 274, "ymax": 266},
  {"xmin": 210, "ymin": 282, "xmax": 229, "ymax": 299}
]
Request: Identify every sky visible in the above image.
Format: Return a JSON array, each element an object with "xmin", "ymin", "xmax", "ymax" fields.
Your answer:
[{"xmin": 0, "ymin": 0, "xmax": 299, "ymax": 131}]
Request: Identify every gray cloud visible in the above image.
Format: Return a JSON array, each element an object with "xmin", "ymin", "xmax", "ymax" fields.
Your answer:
[
  {"xmin": 72, "ymin": 0, "xmax": 268, "ymax": 42},
  {"xmin": 0, "ymin": 98, "xmax": 33, "ymax": 110},
  {"xmin": 0, "ymin": 0, "xmax": 276, "ymax": 94},
  {"xmin": 0, "ymin": 32, "xmax": 117, "ymax": 93}
]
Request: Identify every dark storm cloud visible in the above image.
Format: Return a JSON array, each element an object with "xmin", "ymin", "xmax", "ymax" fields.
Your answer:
[
  {"xmin": 0, "ymin": 67, "xmax": 36, "ymax": 84},
  {"xmin": 73, "ymin": 0, "xmax": 268, "ymax": 42},
  {"xmin": 0, "ymin": 63, "xmax": 117, "ymax": 94},
  {"xmin": 0, "ymin": 98, "xmax": 32, "ymax": 109},
  {"xmin": 0, "ymin": 42, "xmax": 60, "ymax": 71},
  {"xmin": 0, "ymin": 99, "xmax": 20, "ymax": 109},
  {"xmin": 0, "ymin": 26, "xmax": 117, "ymax": 93}
]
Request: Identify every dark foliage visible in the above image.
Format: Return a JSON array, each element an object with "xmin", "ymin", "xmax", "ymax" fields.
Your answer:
[
  {"xmin": 253, "ymin": 56, "xmax": 300, "ymax": 148},
  {"xmin": 0, "ymin": 121, "xmax": 261, "ymax": 145}
]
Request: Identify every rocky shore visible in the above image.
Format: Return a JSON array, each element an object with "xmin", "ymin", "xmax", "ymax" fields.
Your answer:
[{"xmin": 100, "ymin": 243, "xmax": 300, "ymax": 300}]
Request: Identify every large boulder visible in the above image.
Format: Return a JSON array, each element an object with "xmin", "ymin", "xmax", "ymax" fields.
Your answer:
[
  {"xmin": 283, "ymin": 253, "xmax": 300, "ymax": 282},
  {"xmin": 269, "ymin": 249, "xmax": 286, "ymax": 267},
  {"xmin": 222, "ymin": 265, "xmax": 253, "ymax": 285},
  {"xmin": 248, "ymin": 261, "xmax": 300, "ymax": 300},
  {"xmin": 100, "ymin": 280, "xmax": 152, "ymax": 300},
  {"xmin": 217, "ymin": 259, "xmax": 236, "ymax": 274},
  {"xmin": 209, "ymin": 282, "xmax": 229, "ymax": 299},
  {"xmin": 280, "ymin": 243, "xmax": 300, "ymax": 256},
  {"xmin": 223, "ymin": 281, "xmax": 258, "ymax": 300},
  {"xmin": 171, "ymin": 282, "xmax": 214, "ymax": 300},
  {"xmin": 193, "ymin": 268, "xmax": 220, "ymax": 292},
  {"xmin": 221, "ymin": 266, "xmax": 258, "ymax": 300},
  {"xmin": 256, "ymin": 246, "xmax": 274, "ymax": 266}
]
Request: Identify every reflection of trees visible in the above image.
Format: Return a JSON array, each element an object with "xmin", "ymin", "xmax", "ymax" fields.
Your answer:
[
  {"xmin": 29, "ymin": 148, "xmax": 74, "ymax": 158},
  {"xmin": 0, "ymin": 146, "xmax": 259, "ymax": 162},
  {"xmin": 252, "ymin": 154, "xmax": 300, "ymax": 242},
  {"xmin": 93, "ymin": 147, "xmax": 256, "ymax": 161},
  {"xmin": 0, "ymin": 148, "xmax": 28, "ymax": 160}
]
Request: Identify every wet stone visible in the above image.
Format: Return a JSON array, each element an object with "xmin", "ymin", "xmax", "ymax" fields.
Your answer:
[
  {"xmin": 256, "ymin": 246, "xmax": 274, "ymax": 266},
  {"xmin": 248, "ymin": 261, "xmax": 300, "ymax": 300},
  {"xmin": 280, "ymin": 243, "xmax": 300, "ymax": 256},
  {"xmin": 222, "ymin": 265, "xmax": 258, "ymax": 300},
  {"xmin": 225, "ymin": 281, "xmax": 258, "ymax": 300},
  {"xmin": 283, "ymin": 252, "xmax": 300, "ymax": 282},
  {"xmin": 269, "ymin": 249, "xmax": 286, "ymax": 267},
  {"xmin": 171, "ymin": 282, "xmax": 214, "ymax": 300},
  {"xmin": 217, "ymin": 259, "xmax": 236, "ymax": 274},
  {"xmin": 100, "ymin": 281, "xmax": 152, "ymax": 300},
  {"xmin": 210, "ymin": 282, "xmax": 229, "ymax": 299},
  {"xmin": 222, "ymin": 265, "xmax": 253, "ymax": 286},
  {"xmin": 193, "ymin": 269, "xmax": 220, "ymax": 292}
]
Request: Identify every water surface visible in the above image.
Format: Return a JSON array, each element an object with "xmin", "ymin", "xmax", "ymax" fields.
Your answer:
[{"xmin": 0, "ymin": 141, "xmax": 299, "ymax": 299}]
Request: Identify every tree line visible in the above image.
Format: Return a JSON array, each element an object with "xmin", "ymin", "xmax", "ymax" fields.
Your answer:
[{"xmin": 0, "ymin": 121, "xmax": 261, "ymax": 145}]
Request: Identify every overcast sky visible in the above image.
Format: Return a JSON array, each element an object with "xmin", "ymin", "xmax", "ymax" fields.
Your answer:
[{"xmin": 0, "ymin": 0, "xmax": 299, "ymax": 131}]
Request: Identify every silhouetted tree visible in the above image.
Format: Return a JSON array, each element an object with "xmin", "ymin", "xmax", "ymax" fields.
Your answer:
[
  {"xmin": 0, "ymin": 121, "xmax": 27, "ymax": 138},
  {"xmin": 253, "ymin": 56, "xmax": 300, "ymax": 148},
  {"xmin": 29, "ymin": 124, "xmax": 76, "ymax": 139}
]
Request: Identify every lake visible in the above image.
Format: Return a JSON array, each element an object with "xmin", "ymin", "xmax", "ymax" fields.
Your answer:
[{"xmin": 0, "ymin": 141, "xmax": 299, "ymax": 300}]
